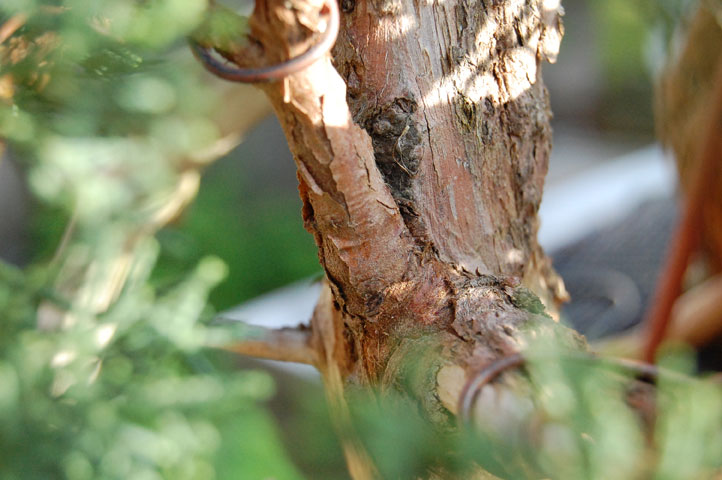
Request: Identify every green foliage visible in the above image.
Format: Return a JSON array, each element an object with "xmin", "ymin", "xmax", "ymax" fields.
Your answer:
[
  {"xmin": 0, "ymin": 241, "xmax": 306, "ymax": 479},
  {"xmin": 1, "ymin": 249, "xmax": 275, "ymax": 479},
  {"xmin": 0, "ymin": 2, "xmax": 307, "ymax": 478},
  {"xmin": 350, "ymin": 341, "xmax": 722, "ymax": 480},
  {"xmin": 153, "ymin": 166, "xmax": 321, "ymax": 310},
  {"xmin": 190, "ymin": 3, "xmax": 249, "ymax": 53}
]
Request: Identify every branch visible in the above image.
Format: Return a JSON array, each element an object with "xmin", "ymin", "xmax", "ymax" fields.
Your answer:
[
  {"xmin": 243, "ymin": 0, "xmax": 416, "ymax": 317},
  {"xmin": 220, "ymin": 324, "xmax": 318, "ymax": 365}
]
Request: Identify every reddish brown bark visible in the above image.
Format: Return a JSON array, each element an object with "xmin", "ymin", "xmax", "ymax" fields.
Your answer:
[
  {"xmin": 233, "ymin": 0, "xmax": 580, "ymax": 476},
  {"xmin": 243, "ymin": 0, "xmax": 569, "ymax": 371}
]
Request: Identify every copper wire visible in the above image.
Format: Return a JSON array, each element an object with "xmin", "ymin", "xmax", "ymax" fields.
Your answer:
[
  {"xmin": 458, "ymin": 352, "xmax": 672, "ymax": 425},
  {"xmin": 189, "ymin": 0, "xmax": 340, "ymax": 83}
]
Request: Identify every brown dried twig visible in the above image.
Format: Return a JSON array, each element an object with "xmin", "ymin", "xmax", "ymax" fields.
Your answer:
[{"xmin": 219, "ymin": 324, "xmax": 318, "ymax": 365}]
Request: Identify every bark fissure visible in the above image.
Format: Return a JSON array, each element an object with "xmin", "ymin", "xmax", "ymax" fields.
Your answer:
[
  {"xmin": 240, "ymin": 0, "xmax": 578, "ymax": 476},
  {"xmin": 249, "ymin": 0, "xmax": 568, "ymax": 371}
]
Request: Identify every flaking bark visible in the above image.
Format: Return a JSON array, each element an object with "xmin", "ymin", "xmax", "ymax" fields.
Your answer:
[
  {"xmin": 239, "ymin": 0, "xmax": 580, "ymax": 476},
  {"xmin": 246, "ymin": 0, "xmax": 568, "ymax": 375}
]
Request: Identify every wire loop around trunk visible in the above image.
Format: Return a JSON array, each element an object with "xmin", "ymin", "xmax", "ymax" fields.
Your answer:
[{"xmin": 189, "ymin": 0, "xmax": 340, "ymax": 83}]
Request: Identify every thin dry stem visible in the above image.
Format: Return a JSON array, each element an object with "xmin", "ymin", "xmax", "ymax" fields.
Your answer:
[{"xmin": 222, "ymin": 326, "xmax": 318, "ymax": 365}]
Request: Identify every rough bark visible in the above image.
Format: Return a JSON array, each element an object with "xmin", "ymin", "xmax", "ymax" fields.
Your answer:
[
  {"xmin": 246, "ymin": 0, "xmax": 567, "ymax": 368},
  {"xmin": 236, "ymin": 0, "xmax": 579, "ymax": 476}
]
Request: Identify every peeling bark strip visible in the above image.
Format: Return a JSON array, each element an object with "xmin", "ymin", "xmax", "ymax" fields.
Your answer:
[
  {"xmin": 248, "ymin": 0, "xmax": 415, "ymax": 319},
  {"xmin": 239, "ymin": 0, "xmax": 576, "ymax": 474}
]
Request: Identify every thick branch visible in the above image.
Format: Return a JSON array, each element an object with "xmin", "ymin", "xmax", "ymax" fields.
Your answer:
[{"xmin": 246, "ymin": 0, "xmax": 417, "ymax": 318}]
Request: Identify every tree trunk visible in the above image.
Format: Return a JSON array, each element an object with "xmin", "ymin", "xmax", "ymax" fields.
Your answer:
[{"xmin": 238, "ymin": 0, "xmax": 577, "ymax": 476}]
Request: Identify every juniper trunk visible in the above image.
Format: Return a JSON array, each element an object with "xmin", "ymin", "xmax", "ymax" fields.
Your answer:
[{"xmin": 244, "ymin": 0, "xmax": 574, "ymax": 476}]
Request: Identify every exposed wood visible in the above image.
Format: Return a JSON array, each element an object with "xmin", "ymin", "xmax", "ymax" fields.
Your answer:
[{"xmin": 221, "ymin": 324, "xmax": 318, "ymax": 365}]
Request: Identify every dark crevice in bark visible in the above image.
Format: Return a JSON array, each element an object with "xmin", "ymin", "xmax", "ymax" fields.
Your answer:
[
  {"xmin": 241, "ymin": 0, "xmax": 582, "ymax": 474},
  {"xmin": 357, "ymin": 96, "xmax": 432, "ymax": 247}
]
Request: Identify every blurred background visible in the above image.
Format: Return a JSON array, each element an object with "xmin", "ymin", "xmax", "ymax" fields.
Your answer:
[{"xmin": 1, "ymin": 0, "xmax": 716, "ymax": 479}]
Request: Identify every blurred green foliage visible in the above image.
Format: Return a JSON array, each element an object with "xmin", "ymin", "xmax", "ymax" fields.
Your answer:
[
  {"xmin": 350, "ymin": 343, "xmax": 722, "ymax": 480},
  {"xmin": 0, "ymin": 250, "xmax": 306, "ymax": 479},
  {"xmin": 0, "ymin": 1, "xmax": 314, "ymax": 478},
  {"xmin": 580, "ymin": 0, "xmax": 694, "ymax": 132},
  {"xmin": 153, "ymin": 165, "xmax": 320, "ymax": 310}
]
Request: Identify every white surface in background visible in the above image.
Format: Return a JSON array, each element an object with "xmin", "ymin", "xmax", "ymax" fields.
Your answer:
[
  {"xmin": 223, "ymin": 144, "xmax": 678, "ymax": 377},
  {"xmin": 222, "ymin": 281, "xmax": 322, "ymax": 379},
  {"xmin": 223, "ymin": 280, "xmax": 322, "ymax": 329},
  {"xmin": 538, "ymin": 144, "xmax": 677, "ymax": 252}
]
